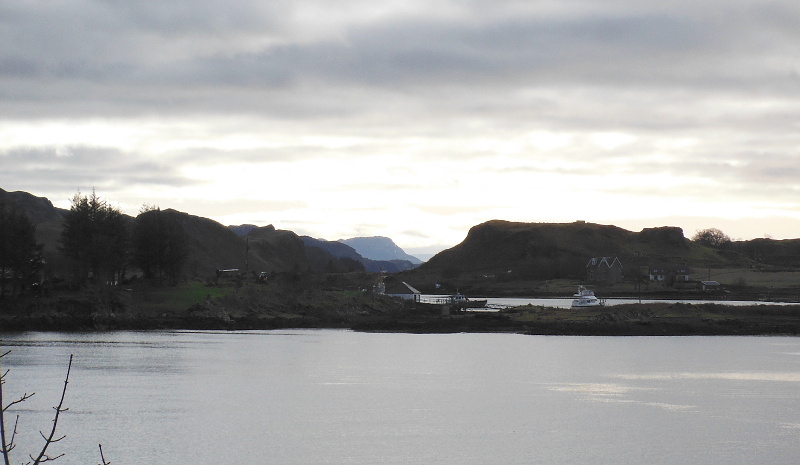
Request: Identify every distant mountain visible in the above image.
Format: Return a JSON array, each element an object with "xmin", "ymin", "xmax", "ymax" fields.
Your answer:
[
  {"xmin": 301, "ymin": 236, "xmax": 418, "ymax": 273},
  {"xmin": 339, "ymin": 236, "xmax": 422, "ymax": 264}
]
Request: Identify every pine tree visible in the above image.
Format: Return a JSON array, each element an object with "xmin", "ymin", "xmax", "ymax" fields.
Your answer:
[
  {"xmin": 133, "ymin": 206, "xmax": 188, "ymax": 286},
  {"xmin": 0, "ymin": 201, "xmax": 43, "ymax": 298},
  {"xmin": 59, "ymin": 190, "xmax": 128, "ymax": 286}
]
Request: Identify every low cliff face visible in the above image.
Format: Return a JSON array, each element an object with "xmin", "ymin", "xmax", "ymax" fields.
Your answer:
[{"xmin": 638, "ymin": 226, "xmax": 688, "ymax": 248}]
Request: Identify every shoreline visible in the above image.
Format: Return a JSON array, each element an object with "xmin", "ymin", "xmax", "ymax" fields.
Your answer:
[{"xmin": 3, "ymin": 301, "xmax": 800, "ymax": 336}]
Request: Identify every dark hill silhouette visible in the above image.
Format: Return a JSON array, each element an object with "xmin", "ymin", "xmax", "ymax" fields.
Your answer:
[
  {"xmin": 0, "ymin": 188, "xmax": 65, "ymax": 224},
  {"xmin": 245, "ymin": 224, "xmax": 310, "ymax": 274},
  {"xmin": 407, "ymin": 220, "xmax": 750, "ymax": 285},
  {"xmin": 727, "ymin": 237, "xmax": 800, "ymax": 268},
  {"xmin": 0, "ymin": 187, "xmax": 312, "ymax": 280},
  {"xmin": 166, "ymin": 213, "xmax": 309, "ymax": 277},
  {"xmin": 7, "ymin": 187, "xmax": 799, "ymax": 288}
]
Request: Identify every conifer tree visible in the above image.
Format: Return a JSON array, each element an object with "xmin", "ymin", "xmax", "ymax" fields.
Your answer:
[
  {"xmin": 59, "ymin": 190, "xmax": 128, "ymax": 286},
  {"xmin": 133, "ymin": 206, "xmax": 188, "ymax": 286},
  {"xmin": 0, "ymin": 201, "xmax": 43, "ymax": 298}
]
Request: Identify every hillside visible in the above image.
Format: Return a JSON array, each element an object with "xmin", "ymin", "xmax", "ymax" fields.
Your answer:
[
  {"xmin": 246, "ymin": 225, "xmax": 310, "ymax": 274},
  {"xmin": 0, "ymin": 188, "xmax": 66, "ymax": 223},
  {"xmin": 727, "ymin": 238, "xmax": 800, "ymax": 268},
  {"xmin": 403, "ymin": 220, "xmax": 755, "ymax": 292},
  {"xmin": 0, "ymin": 187, "xmax": 312, "ymax": 280},
  {"xmin": 5, "ymin": 187, "xmax": 798, "ymax": 295}
]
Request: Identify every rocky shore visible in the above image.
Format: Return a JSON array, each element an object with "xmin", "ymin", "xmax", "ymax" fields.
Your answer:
[{"xmin": 3, "ymin": 285, "xmax": 800, "ymax": 336}]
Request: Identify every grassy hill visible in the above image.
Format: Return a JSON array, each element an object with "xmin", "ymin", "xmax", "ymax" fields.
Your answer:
[{"xmin": 402, "ymin": 220, "xmax": 766, "ymax": 294}]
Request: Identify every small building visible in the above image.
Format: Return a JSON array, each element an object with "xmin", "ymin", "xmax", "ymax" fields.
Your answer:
[
  {"xmin": 385, "ymin": 281, "xmax": 422, "ymax": 301},
  {"xmin": 649, "ymin": 266, "xmax": 668, "ymax": 282},
  {"xmin": 586, "ymin": 257, "xmax": 623, "ymax": 284},
  {"xmin": 650, "ymin": 265, "xmax": 691, "ymax": 284},
  {"xmin": 673, "ymin": 267, "xmax": 691, "ymax": 282},
  {"xmin": 700, "ymin": 280, "xmax": 721, "ymax": 291}
]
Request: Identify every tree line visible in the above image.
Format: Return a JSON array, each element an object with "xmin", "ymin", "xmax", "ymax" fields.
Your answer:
[
  {"xmin": 0, "ymin": 190, "xmax": 188, "ymax": 298},
  {"xmin": 0, "ymin": 200, "xmax": 43, "ymax": 298}
]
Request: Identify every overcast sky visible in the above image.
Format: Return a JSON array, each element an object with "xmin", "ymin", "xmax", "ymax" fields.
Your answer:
[{"xmin": 2, "ymin": 0, "xmax": 800, "ymax": 256}]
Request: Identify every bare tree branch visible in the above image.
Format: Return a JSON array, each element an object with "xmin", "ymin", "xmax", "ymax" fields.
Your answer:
[
  {"xmin": 1, "ymin": 352, "xmax": 14, "ymax": 465},
  {"xmin": 98, "ymin": 444, "xmax": 110, "ymax": 465},
  {"xmin": 1, "ymin": 354, "xmax": 103, "ymax": 465},
  {"xmin": 30, "ymin": 354, "xmax": 72, "ymax": 465},
  {"xmin": 7, "ymin": 416, "xmax": 20, "ymax": 454},
  {"xmin": 3, "ymin": 393, "xmax": 35, "ymax": 412}
]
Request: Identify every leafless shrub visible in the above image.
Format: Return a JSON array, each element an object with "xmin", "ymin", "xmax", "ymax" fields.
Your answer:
[{"xmin": 1, "ymin": 352, "xmax": 109, "ymax": 465}]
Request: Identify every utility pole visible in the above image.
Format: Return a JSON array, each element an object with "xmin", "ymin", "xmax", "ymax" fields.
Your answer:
[
  {"xmin": 636, "ymin": 251, "xmax": 642, "ymax": 304},
  {"xmin": 245, "ymin": 237, "xmax": 250, "ymax": 277}
]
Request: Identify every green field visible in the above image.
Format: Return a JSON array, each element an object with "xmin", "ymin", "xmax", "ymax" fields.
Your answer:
[
  {"xmin": 129, "ymin": 281, "xmax": 235, "ymax": 311},
  {"xmin": 693, "ymin": 269, "xmax": 800, "ymax": 289}
]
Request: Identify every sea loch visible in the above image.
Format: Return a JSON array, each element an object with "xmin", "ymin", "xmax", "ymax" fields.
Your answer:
[{"xmin": 2, "ymin": 331, "xmax": 800, "ymax": 465}]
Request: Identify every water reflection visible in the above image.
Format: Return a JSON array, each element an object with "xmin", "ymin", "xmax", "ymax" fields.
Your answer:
[{"xmin": 1, "ymin": 331, "xmax": 799, "ymax": 465}]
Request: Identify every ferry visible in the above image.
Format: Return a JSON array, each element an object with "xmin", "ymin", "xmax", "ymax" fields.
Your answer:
[{"xmin": 571, "ymin": 286, "xmax": 603, "ymax": 308}]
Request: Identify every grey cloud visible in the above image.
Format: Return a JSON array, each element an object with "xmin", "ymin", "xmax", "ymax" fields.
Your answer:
[
  {"xmin": 3, "ymin": 0, "xmax": 800, "ymax": 119},
  {"xmin": 0, "ymin": 146, "xmax": 195, "ymax": 192},
  {"xmin": 166, "ymin": 14, "xmax": 711, "ymax": 89}
]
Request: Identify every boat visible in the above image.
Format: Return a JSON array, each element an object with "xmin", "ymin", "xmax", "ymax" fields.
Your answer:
[
  {"xmin": 448, "ymin": 293, "xmax": 487, "ymax": 309},
  {"xmin": 571, "ymin": 286, "xmax": 603, "ymax": 308}
]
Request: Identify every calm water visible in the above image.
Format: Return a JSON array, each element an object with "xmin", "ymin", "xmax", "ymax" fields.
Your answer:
[
  {"xmin": 481, "ymin": 297, "xmax": 794, "ymax": 308},
  {"xmin": 2, "ymin": 331, "xmax": 800, "ymax": 465}
]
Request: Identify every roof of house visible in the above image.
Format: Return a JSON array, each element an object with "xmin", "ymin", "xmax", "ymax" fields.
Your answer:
[{"xmin": 586, "ymin": 257, "xmax": 622, "ymax": 268}]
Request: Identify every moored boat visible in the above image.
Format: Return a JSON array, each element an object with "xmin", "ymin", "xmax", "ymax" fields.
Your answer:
[
  {"xmin": 449, "ymin": 293, "xmax": 488, "ymax": 309},
  {"xmin": 571, "ymin": 286, "xmax": 603, "ymax": 308}
]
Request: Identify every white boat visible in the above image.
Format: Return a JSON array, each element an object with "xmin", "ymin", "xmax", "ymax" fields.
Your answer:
[
  {"xmin": 571, "ymin": 286, "xmax": 603, "ymax": 308},
  {"xmin": 448, "ymin": 293, "xmax": 487, "ymax": 309}
]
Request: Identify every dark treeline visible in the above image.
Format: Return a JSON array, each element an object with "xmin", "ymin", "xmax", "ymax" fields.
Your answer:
[
  {"xmin": 0, "ymin": 200, "xmax": 44, "ymax": 297},
  {"xmin": 0, "ymin": 190, "xmax": 188, "ymax": 299},
  {"xmin": 133, "ymin": 205, "xmax": 188, "ymax": 286}
]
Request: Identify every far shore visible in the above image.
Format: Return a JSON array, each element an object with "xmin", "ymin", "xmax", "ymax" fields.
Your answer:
[{"xmin": 2, "ymin": 289, "xmax": 800, "ymax": 336}]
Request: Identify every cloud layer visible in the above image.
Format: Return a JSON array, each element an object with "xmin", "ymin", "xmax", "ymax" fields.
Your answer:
[{"xmin": 2, "ymin": 0, "xmax": 800, "ymax": 249}]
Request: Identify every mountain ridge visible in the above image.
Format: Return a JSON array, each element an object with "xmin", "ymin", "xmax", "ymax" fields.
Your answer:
[
  {"xmin": 6, "ymin": 187, "xmax": 800, "ymax": 289},
  {"xmin": 338, "ymin": 236, "xmax": 422, "ymax": 264}
]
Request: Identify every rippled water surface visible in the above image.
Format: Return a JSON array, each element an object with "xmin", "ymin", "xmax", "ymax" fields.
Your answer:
[{"xmin": 2, "ymin": 331, "xmax": 800, "ymax": 464}]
